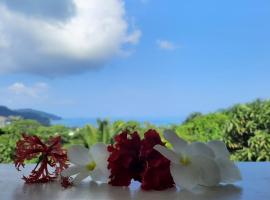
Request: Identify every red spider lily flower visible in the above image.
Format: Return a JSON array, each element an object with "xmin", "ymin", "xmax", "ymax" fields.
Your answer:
[
  {"xmin": 140, "ymin": 130, "xmax": 174, "ymax": 190},
  {"xmin": 107, "ymin": 130, "xmax": 144, "ymax": 186},
  {"xmin": 108, "ymin": 129, "xmax": 174, "ymax": 190},
  {"xmin": 14, "ymin": 134, "xmax": 68, "ymax": 183}
]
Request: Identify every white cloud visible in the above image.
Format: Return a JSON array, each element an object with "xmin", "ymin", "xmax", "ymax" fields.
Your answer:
[
  {"xmin": 0, "ymin": 82, "xmax": 75, "ymax": 113},
  {"xmin": 0, "ymin": 0, "xmax": 141, "ymax": 76},
  {"xmin": 156, "ymin": 40, "xmax": 178, "ymax": 51},
  {"xmin": 0, "ymin": 81, "xmax": 75, "ymax": 111},
  {"xmin": 124, "ymin": 30, "xmax": 142, "ymax": 45},
  {"xmin": 8, "ymin": 82, "xmax": 48, "ymax": 98}
]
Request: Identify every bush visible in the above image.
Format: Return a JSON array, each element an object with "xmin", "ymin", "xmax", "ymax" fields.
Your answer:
[
  {"xmin": 175, "ymin": 113, "xmax": 229, "ymax": 142},
  {"xmin": 1, "ymin": 99, "xmax": 270, "ymax": 163},
  {"xmin": 0, "ymin": 120, "xmax": 73, "ymax": 162},
  {"xmin": 0, "ymin": 133, "xmax": 20, "ymax": 162},
  {"xmin": 224, "ymin": 99, "xmax": 270, "ymax": 151},
  {"xmin": 232, "ymin": 131, "xmax": 270, "ymax": 161},
  {"xmin": 183, "ymin": 112, "xmax": 203, "ymax": 124},
  {"xmin": 2, "ymin": 119, "xmax": 41, "ymax": 135}
]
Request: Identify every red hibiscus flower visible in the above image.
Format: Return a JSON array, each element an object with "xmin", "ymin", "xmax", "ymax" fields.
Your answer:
[
  {"xmin": 14, "ymin": 134, "xmax": 68, "ymax": 183},
  {"xmin": 108, "ymin": 129, "xmax": 175, "ymax": 190},
  {"xmin": 140, "ymin": 130, "xmax": 174, "ymax": 190},
  {"xmin": 107, "ymin": 130, "xmax": 144, "ymax": 186}
]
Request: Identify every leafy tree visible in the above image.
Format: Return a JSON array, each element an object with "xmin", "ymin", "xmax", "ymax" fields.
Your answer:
[
  {"xmin": 0, "ymin": 134, "xmax": 18, "ymax": 162},
  {"xmin": 0, "ymin": 120, "xmax": 72, "ymax": 162},
  {"xmin": 183, "ymin": 112, "xmax": 203, "ymax": 124},
  {"xmin": 224, "ymin": 99, "xmax": 270, "ymax": 151},
  {"xmin": 176, "ymin": 113, "xmax": 229, "ymax": 142},
  {"xmin": 232, "ymin": 131, "xmax": 270, "ymax": 161},
  {"xmin": 1, "ymin": 99, "xmax": 270, "ymax": 163},
  {"xmin": 2, "ymin": 119, "xmax": 41, "ymax": 135},
  {"xmin": 36, "ymin": 125, "xmax": 71, "ymax": 143},
  {"xmin": 0, "ymin": 119, "xmax": 42, "ymax": 162}
]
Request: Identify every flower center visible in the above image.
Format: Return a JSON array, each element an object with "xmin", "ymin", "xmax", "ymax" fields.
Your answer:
[
  {"xmin": 180, "ymin": 156, "xmax": 191, "ymax": 166},
  {"xmin": 86, "ymin": 161, "xmax": 96, "ymax": 171}
]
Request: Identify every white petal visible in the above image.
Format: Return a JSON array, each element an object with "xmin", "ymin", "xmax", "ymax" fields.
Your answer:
[
  {"xmin": 215, "ymin": 157, "xmax": 242, "ymax": 183},
  {"xmin": 73, "ymin": 170, "xmax": 89, "ymax": 185},
  {"xmin": 192, "ymin": 155, "xmax": 221, "ymax": 187},
  {"xmin": 91, "ymin": 168, "xmax": 109, "ymax": 183},
  {"xmin": 163, "ymin": 130, "xmax": 188, "ymax": 153},
  {"xmin": 207, "ymin": 141, "xmax": 230, "ymax": 158},
  {"xmin": 67, "ymin": 145, "xmax": 92, "ymax": 166},
  {"xmin": 185, "ymin": 142, "xmax": 215, "ymax": 158},
  {"xmin": 154, "ymin": 144, "xmax": 179, "ymax": 164},
  {"xmin": 170, "ymin": 162, "xmax": 200, "ymax": 190},
  {"xmin": 61, "ymin": 166, "xmax": 82, "ymax": 177},
  {"xmin": 90, "ymin": 143, "xmax": 110, "ymax": 174}
]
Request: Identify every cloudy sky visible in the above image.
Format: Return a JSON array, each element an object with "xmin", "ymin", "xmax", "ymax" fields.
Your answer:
[{"xmin": 0, "ymin": 0, "xmax": 269, "ymax": 119}]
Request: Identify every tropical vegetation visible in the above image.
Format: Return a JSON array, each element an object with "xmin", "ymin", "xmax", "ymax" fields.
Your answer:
[{"xmin": 0, "ymin": 99, "xmax": 270, "ymax": 163}]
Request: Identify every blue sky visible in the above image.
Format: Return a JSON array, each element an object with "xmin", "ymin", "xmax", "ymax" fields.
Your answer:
[{"xmin": 0, "ymin": 0, "xmax": 269, "ymax": 119}]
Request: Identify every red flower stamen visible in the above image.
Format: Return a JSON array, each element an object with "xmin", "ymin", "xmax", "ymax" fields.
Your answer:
[{"xmin": 14, "ymin": 134, "xmax": 68, "ymax": 183}]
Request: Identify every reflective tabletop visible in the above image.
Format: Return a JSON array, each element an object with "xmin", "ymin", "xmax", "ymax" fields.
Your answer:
[{"xmin": 0, "ymin": 162, "xmax": 269, "ymax": 200}]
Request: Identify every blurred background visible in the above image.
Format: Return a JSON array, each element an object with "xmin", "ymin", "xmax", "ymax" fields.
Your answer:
[{"xmin": 0, "ymin": 0, "xmax": 270, "ymax": 162}]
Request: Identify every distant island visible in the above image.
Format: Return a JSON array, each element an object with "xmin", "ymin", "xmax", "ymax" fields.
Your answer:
[{"xmin": 0, "ymin": 106, "xmax": 61, "ymax": 126}]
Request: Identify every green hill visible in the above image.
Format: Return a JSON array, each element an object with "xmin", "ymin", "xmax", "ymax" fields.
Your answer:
[{"xmin": 0, "ymin": 106, "xmax": 61, "ymax": 126}]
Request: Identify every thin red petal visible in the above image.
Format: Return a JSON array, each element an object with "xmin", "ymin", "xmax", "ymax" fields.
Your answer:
[{"xmin": 14, "ymin": 134, "xmax": 68, "ymax": 183}]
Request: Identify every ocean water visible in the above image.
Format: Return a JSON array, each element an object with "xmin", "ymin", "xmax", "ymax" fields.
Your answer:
[{"xmin": 51, "ymin": 117, "xmax": 184, "ymax": 128}]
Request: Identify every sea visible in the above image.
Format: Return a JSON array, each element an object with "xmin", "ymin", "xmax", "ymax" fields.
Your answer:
[{"xmin": 51, "ymin": 117, "xmax": 185, "ymax": 128}]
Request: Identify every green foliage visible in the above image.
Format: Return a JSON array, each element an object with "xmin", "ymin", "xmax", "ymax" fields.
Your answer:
[
  {"xmin": 78, "ymin": 125, "xmax": 98, "ymax": 147},
  {"xmin": 96, "ymin": 119, "xmax": 112, "ymax": 144},
  {"xmin": 176, "ymin": 113, "xmax": 229, "ymax": 142},
  {"xmin": 73, "ymin": 119, "xmax": 118, "ymax": 148},
  {"xmin": 224, "ymin": 99, "xmax": 270, "ymax": 151},
  {"xmin": 0, "ymin": 119, "xmax": 41, "ymax": 162},
  {"xmin": 73, "ymin": 120, "xmax": 166, "ymax": 148},
  {"xmin": 1, "ymin": 99, "xmax": 270, "ymax": 163},
  {"xmin": 0, "ymin": 120, "xmax": 72, "ymax": 162},
  {"xmin": 183, "ymin": 112, "xmax": 203, "ymax": 124},
  {"xmin": 0, "ymin": 128, "xmax": 5, "ymax": 135},
  {"xmin": 36, "ymin": 125, "xmax": 70, "ymax": 143},
  {"xmin": 0, "ymin": 133, "xmax": 18, "ymax": 162},
  {"xmin": 2, "ymin": 119, "xmax": 41, "ymax": 135},
  {"xmin": 232, "ymin": 131, "xmax": 270, "ymax": 161},
  {"xmin": 112, "ymin": 120, "xmax": 141, "ymax": 135}
]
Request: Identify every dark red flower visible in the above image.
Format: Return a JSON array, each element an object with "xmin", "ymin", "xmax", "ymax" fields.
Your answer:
[
  {"xmin": 108, "ymin": 129, "xmax": 175, "ymax": 190},
  {"xmin": 61, "ymin": 176, "xmax": 73, "ymax": 188},
  {"xmin": 14, "ymin": 134, "xmax": 68, "ymax": 183},
  {"xmin": 140, "ymin": 130, "xmax": 174, "ymax": 190},
  {"xmin": 107, "ymin": 130, "xmax": 144, "ymax": 186}
]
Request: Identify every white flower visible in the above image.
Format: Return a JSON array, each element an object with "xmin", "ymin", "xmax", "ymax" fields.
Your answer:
[
  {"xmin": 207, "ymin": 140, "xmax": 242, "ymax": 183},
  {"xmin": 154, "ymin": 130, "xmax": 241, "ymax": 190},
  {"xmin": 61, "ymin": 143, "xmax": 110, "ymax": 185}
]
